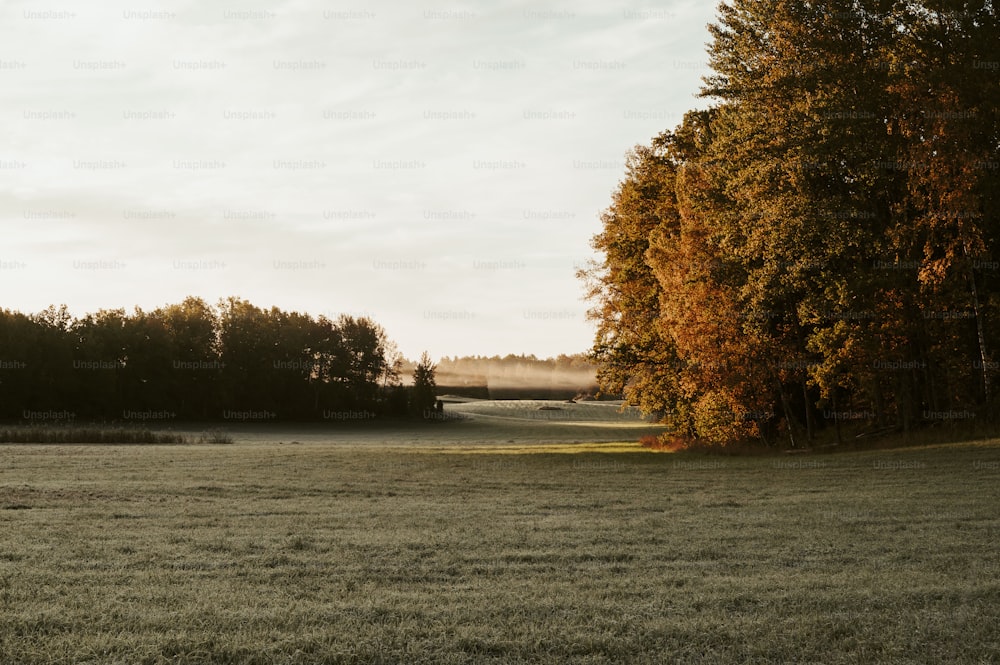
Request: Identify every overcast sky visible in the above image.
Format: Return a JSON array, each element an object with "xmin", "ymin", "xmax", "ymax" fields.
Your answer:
[{"xmin": 2, "ymin": 0, "xmax": 718, "ymax": 360}]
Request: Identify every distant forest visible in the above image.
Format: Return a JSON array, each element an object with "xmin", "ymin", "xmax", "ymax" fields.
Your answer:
[
  {"xmin": 0, "ymin": 297, "xmax": 600, "ymax": 424},
  {"xmin": 0, "ymin": 297, "xmax": 401, "ymax": 422},
  {"xmin": 581, "ymin": 1, "xmax": 1000, "ymax": 445}
]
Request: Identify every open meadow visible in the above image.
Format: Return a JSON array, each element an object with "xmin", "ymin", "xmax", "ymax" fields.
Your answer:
[{"xmin": 1, "ymin": 406, "xmax": 999, "ymax": 663}]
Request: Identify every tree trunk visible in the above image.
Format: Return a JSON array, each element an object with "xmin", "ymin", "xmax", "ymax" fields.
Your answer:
[
  {"xmin": 801, "ymin": 379, "xmax": 814, "ymax": 442},
  {"xmin": 832, "ymin": 389, "xmax": 842, "ymax": 446},
  {"xmin": 778, "ymin": 384, "xmax": 797, "ymax": 448},
  {"xmin": 967, "ymin": 264, "xmax": 991, "ymax": 404}
]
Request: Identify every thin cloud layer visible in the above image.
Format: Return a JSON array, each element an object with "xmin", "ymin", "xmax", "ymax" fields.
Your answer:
[{"xmin": 2, "ymin": 0, "xmax": 715, "ymax": 358}]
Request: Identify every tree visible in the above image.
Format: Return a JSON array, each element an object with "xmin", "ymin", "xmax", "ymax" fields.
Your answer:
[
  {"xmin": 71, "ymin": 309, "xmax": 130, "ymax": 419},
  {"xmin": 335, "ymin": 315, "xmax": 393, "ymax": 410},
  {"xmin": 0, "ymin": 309, "xmax": 58, "ymax": 419},
  {"xmin": 216, "ymin": 297, "xmax": 273, "ymax": 416},
  {"xmin": 694, "ymin": 0, "xmax": 898, "ymax": 440},
  {"xmin": 581, "ymin": 0, "xmax": 1000, "ymax": 444},
  {"xmin": 122, "ymin": 308, "xmax": 180, "ymax": 417},
  {"xmin": 577, "ymin": 135, "xmax": 693, "ymax": 428},
  {"xmin": 411, "ymin": 351, "xmax": 438, "ymax": 416},
  {"xmin": 0, "ymin": 297, "xmax": 408, "ymax": 423},
  {"xmin": 26, "ymin": 305, "xmax": 76, "ymax": 417},
  {"xmin": 155, "ymin": 296, "xmax": 220, "ymax": 419}
]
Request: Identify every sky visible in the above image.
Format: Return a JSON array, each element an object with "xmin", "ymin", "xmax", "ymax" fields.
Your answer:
[{"xmin": 2, "ymin": 0, "xmax": 719, "ymax": 361}]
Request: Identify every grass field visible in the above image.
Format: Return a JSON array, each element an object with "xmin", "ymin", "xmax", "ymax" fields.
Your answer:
[
  {"xmin": 1, "ymin": 425, "xmax": 999, "ymax": 663},
  {"xmin": 147, "ymin": 399, "xmax": 667, "ymax": 448}
]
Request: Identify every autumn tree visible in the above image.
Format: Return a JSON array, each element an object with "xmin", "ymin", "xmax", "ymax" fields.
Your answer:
[
  {"xmin": 694, "ymin": 0, "xmax": 902, "ymax": 440},
  {"xmin": 578, "ymin": 135, "xmax": 694, "ymax": 430},
  {"xmin": 583, "ymin": 0, "xmax": 1000, "ymax": 444}
]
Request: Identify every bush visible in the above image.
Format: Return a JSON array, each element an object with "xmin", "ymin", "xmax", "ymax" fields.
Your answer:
[
  {"xmin": 0, "ymin": 426, "xmax": 187, "ymax": 444},
  {"xmin": 0, "ymin": 426, "xmax": 239, "ymax": 445},
  {"xmin": 196, "ymin": 429, "xmax": 235, "ymax": 445}
]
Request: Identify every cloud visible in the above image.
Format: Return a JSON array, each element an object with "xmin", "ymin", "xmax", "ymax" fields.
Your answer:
[{"xmin": 1, "ymin": 0, "xmax": 718, "ymax": 358}]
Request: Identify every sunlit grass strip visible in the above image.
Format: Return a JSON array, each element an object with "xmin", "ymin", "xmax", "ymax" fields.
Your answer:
[{"xmin": 410, "ymin": 441, "xmax": 666, "ymax": 455}]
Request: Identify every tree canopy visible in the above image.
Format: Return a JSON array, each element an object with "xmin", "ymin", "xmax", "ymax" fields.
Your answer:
[
  {"xmin": 582, "ymin": 0, "xmax": 1000, "ymax": 444},
  {"xmin": 0, "ymin": 297, "xmax": 403, "ymax": 423}
]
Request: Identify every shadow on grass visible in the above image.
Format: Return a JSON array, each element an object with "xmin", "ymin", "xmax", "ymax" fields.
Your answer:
[{"xmin": 640, "ymin": 421, "xmax": 1000, "ymax": 457}]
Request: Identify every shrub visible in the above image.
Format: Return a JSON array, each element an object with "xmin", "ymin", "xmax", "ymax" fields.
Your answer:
[
  {"xmin": 197, "ymin": 429, "xmax": 235, "ymax": 445},
  {"xmin": 0, "ymin": 426, "xmax": 187, "ymax": 444},
  {"xmin": 639, "ymin": 434, "xmax": 689, "ymax": 452}
]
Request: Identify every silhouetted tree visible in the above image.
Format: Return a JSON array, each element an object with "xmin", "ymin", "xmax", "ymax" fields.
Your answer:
[
  {"xmin": 0, "ymin": 297, "xmax": 409, "ymax": 423},
  {"xmin": 155, "ymin": 297, "xmax": 219, "ymax": 419},
  {"xmin": 411, "ymin": 351, "xmax": 437, "ymax": 416}
]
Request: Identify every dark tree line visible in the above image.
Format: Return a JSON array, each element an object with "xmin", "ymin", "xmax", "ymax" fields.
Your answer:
[
  {"xmin": 581, "ymin": 0, "xmax": 1000, "ymax": 444},
  {"xmin": 0, "ymin": 297, "xmax": 421, "ymax": 423}
]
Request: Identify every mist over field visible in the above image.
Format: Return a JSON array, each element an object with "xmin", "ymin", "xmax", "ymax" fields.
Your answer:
[
  {"xmin": 437, "ymin": 366, "xmax": 597, "ymax": 391},
  {"xmin": 431, "ymin": 356, "xmax": 599, "ymax": 398}
]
